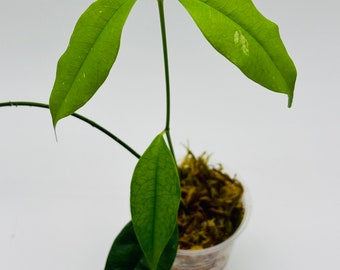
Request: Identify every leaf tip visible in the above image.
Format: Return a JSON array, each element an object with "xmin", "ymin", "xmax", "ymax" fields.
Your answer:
[
  {"xmin": 53, "ymin": 126, "xmax": 59, "ymax": 142},
  {"xmin": 49, "ymin": 107, "xmax": 58, "ymax": 129},
  {"xmin": 288, "ymin": 93, "xmax": 294, "ymax": 108}
]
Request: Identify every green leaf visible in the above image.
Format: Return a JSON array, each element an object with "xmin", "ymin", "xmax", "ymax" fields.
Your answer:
[
  {"xmin": 49, "ymin": 0, "xmax": 136, "ymax": 127},
  {"xmin": 105, "ymin": 221, "xmax": 178, "ymax": 270},
  {"xmin": 178, "ymin": 0, "xmax": 297, "ymax": 106},
  {"xmin": 130, "ymin": 133, "xmax": 180, "ymax": 270}
]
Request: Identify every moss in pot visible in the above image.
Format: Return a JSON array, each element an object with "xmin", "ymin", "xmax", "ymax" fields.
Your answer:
[
  {"xmin": 1, "ymin": 0, "xmax": 296, "ymax": 269},
  {"xmin": 173, "ymin": 151, "xmax": 247, "ymax": 270},
  {"xmin": 177, "ymin": 151, "xmax": 244, "ymax": 250}
]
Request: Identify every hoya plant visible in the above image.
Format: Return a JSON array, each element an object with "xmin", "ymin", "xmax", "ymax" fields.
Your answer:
[{"xmin": 1, "ymin": 0, "xmax": 296, "ymax": 269}]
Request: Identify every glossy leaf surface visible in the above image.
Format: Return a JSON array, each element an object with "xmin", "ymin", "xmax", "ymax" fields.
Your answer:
[
  {"xmin": 105, "ymin": 221, "xmax": 178, "ymax": 270},
  {"xmin": 130, "ymin": 134, "xmax": 180, "ymax": 270},
  {"xmin": 179, "ymin": 0, "xmax": 297, "ymax": 106},
  {"xmin": 49, "ymin": 0, "xmax": 136, "ymax": 126}
]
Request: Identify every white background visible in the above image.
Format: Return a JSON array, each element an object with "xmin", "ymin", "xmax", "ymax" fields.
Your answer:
[{"xmin": 1, "ymin": 0, "xmax": 339, "ymax": 269}]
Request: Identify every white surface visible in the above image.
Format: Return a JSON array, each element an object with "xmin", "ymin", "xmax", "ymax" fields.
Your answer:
[{"xmin": 1, "ymin": 0, "xmax": 339, "ymax": 269}]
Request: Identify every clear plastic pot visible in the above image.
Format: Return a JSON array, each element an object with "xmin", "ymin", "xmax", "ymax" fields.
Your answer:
[{"xmin": 172, "ymin": 186, "xmax": 250, "ymax": 270}]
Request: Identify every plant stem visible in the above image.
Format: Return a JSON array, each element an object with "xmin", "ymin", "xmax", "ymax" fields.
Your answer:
[
  {"xmin": 0, "ymin": 101, "xmax": 141, "ymax": 159},
  {"xmin": 157, "ymin": 0, "xmax": 176, "ymax": 161}
]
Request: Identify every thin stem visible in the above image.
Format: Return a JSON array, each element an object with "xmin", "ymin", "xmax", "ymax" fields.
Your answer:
[
  {"xmin": 157, "ymin": 0, "xmax": 176, "ymax": 161},
  {"xmin": 0, "ymin": 101, "xmax": 141, "ymax": 159}
]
